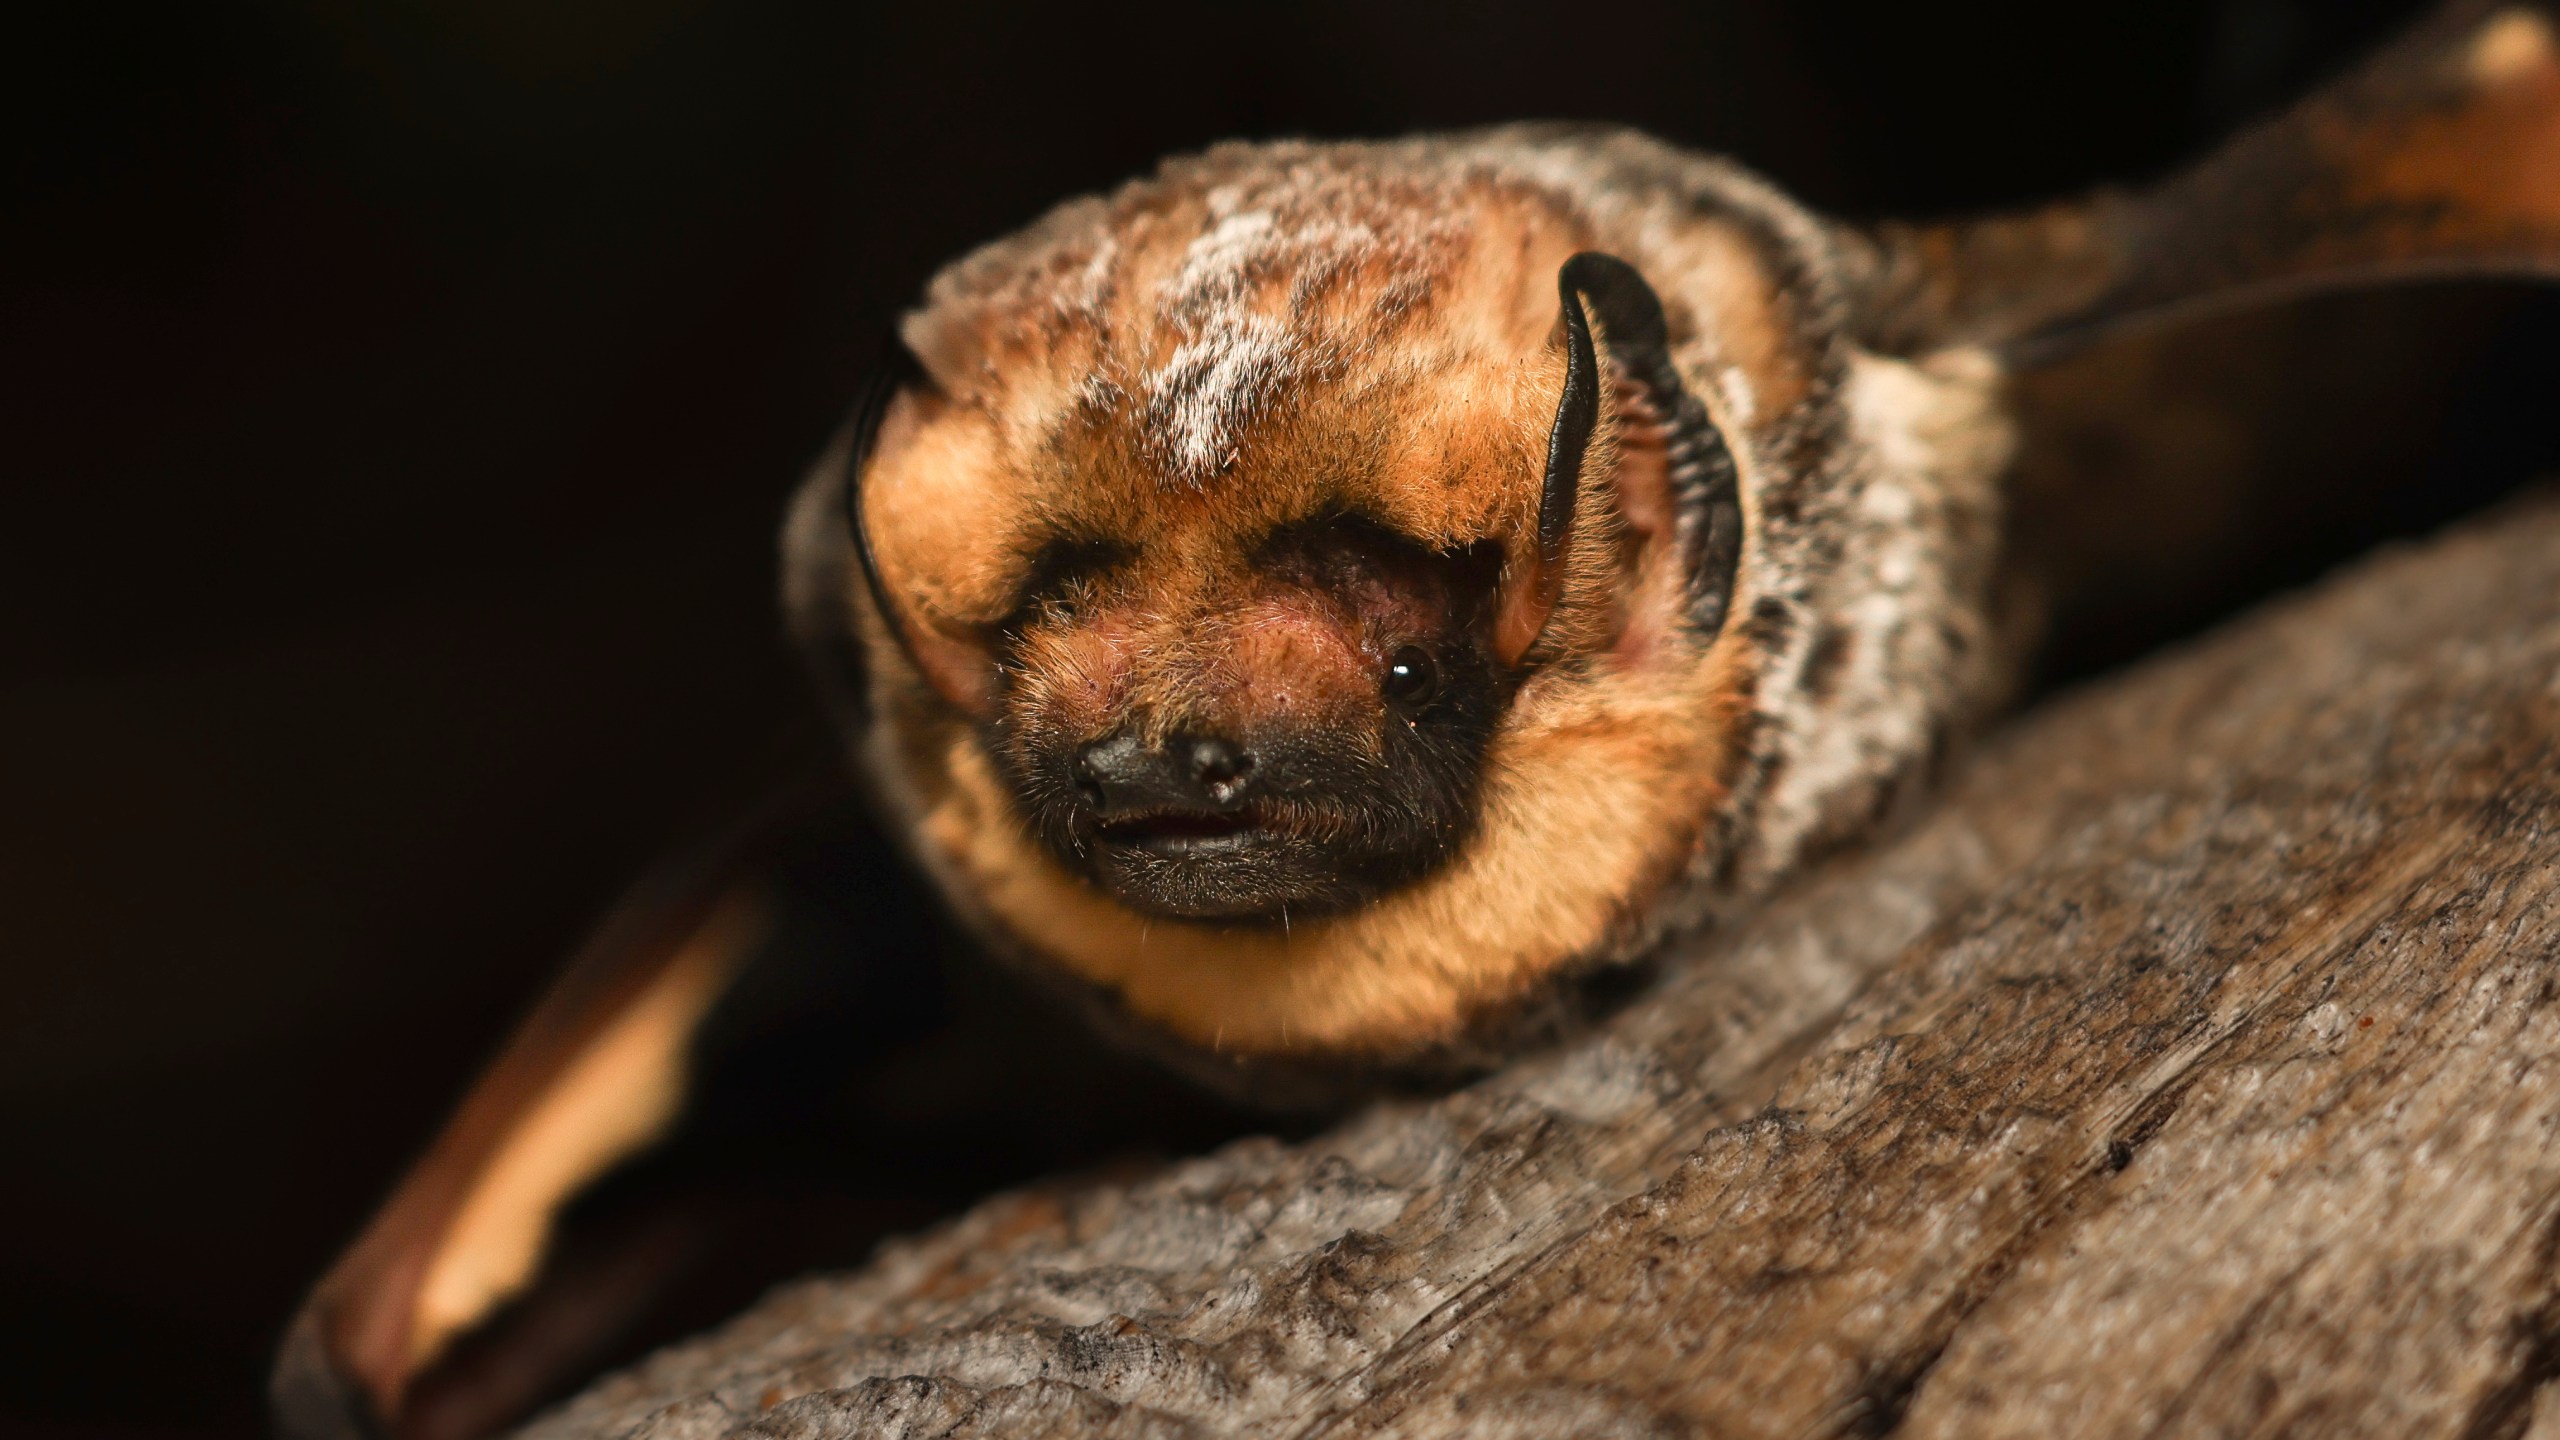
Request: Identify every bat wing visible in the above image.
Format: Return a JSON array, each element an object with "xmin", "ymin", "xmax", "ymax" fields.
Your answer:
[
  {"xmin": 1858, "ymin": 0, "xmax": 2560, "ymax": 359},
  {"xmin": 271, "ymin": 783, "xmax": 946, "ymax": 1440},
  {"xmin": 270, "ymin": 773, "xmax": 1256, "ymax": 1440}
]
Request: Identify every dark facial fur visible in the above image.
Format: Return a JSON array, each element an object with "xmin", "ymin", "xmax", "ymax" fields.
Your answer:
[{"xmin": 986, "ymin": 514, "xmax": 1508, "ymax": 921}]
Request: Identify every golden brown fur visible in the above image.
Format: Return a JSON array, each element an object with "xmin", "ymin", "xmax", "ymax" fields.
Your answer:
[{"xmin": 792, "ymin": 127, "xmax": 1990, "ymax": 1065}]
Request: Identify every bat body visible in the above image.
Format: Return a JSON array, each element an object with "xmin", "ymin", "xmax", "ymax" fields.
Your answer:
[
  {"xmin": 785, "ymin": 127, "xmax": 2008, "ymax": 1078},
  {"xmin": 277, "ymin": 6, "xmax": 2560, "ymax": 1435}
]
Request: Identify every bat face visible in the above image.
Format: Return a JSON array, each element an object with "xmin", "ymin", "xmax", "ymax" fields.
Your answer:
[
  {"xmin": 853, "ymin": 256, "xmax": 1568, "ymax": 924},
  {"xmin": 984, "ymin": 504, "xmax": 1511, "ymax": 922}
]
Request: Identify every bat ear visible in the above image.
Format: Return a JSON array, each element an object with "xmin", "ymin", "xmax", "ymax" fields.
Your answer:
[
  {"xmin": 1495, "ymin": 253, "xmax": 1745, "ymax": 666},
  {"xmin": 1852, "ymin": 2, "xmax": 2560, "ymax": 363},
  {"xmin": 794, "ymin": 337, "xmax": 1000, "ymax": 720}
]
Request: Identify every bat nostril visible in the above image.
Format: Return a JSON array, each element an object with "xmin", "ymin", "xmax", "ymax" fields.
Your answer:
[
  {"xmin": 1071, "ymin": 749, "xmax": 1107, "ymax": 810},
  {"xmin": 1073, "ymin": 735, "xmax": 1149, "ymax": 812},
  {"xmin": 1189, "ymin": 737, "xmax": 1252, "ymax": 800}
]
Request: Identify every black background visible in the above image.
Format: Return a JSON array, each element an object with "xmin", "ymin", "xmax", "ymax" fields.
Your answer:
[{"xmin": 4, "ymin": 1, "xmax": 2529, "ymax": 1434}]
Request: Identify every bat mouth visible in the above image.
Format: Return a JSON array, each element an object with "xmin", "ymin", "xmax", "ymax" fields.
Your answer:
[
  {"xmin": 1004, "ymin": 711, "xmax": 1500, "ymax": 924},
  {"xmin": 1070, "ymin": 801, "xmax": 1370, "ymax": 921},
  {"xmin": 1092, "ymin": 806, "xmax": 1274, "ymax": 857}
]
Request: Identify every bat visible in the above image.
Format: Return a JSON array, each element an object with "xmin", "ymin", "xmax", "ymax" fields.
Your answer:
[{"xmin": 273, "ymin": 5, "xmax": 2560, "ymax": 1434}]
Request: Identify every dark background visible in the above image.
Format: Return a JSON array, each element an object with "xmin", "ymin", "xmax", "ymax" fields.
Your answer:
[{"xmin": 6, "ymin": 1, "xmax": 2541, "ymax": 1435}]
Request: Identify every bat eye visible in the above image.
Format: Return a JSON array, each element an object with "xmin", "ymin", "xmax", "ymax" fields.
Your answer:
[{"xmin": 1383, "ymin": 646, "xmax": 1438, "ymax": 709}]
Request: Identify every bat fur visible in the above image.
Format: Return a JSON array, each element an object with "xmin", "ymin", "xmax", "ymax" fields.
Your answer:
[{"xmin": 278, "ymin": 5, "xmax": 2560, "ymax": 1434}]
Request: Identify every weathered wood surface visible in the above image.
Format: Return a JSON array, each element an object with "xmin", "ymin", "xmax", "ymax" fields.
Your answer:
[{"xmin": 523, "ymin": 491, "xmax": 2560, "ymax": 1440}]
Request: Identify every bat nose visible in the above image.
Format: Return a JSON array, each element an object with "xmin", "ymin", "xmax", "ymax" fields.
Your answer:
[{"xmin": 1073, "ymin": 732, "xmax": 1256, "ymax": 814}]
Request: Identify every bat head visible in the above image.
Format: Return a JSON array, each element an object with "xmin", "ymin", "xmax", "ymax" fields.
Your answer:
[
  {"xmin": 843, "ymin": 169, "xmax": 1760, "ymax": 922},
  {"xmin": 852, "ymin": 210, "xmax": 1549, "ymax": 924},
  {"xmin": 783, "ymin": 137, "xmax": 1872, "ymax": 1068},
  {"xmin": 785, "ymin": 135, "xmax": 1958, "ymax": 1063}
]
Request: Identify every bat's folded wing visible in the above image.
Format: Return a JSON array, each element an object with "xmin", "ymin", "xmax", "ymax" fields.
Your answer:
[
  {"xmin": 270, "ymin": 789, "xmax": 935, "ymax": 1440},
  {"xmin": 1857, "ymin": 0, "xmax": 2560, "ymax": 359}
]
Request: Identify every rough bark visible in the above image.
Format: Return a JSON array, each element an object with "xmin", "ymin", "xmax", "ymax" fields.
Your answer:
[{"xmin": 520, "ymin": 489, "xmax": 2560, "ymax": 1440}]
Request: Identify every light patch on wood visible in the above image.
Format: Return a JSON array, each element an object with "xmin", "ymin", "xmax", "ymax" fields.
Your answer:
[{"xmin": 404, "ymin": 895, "xmax": 760, "ymax": 1371}]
